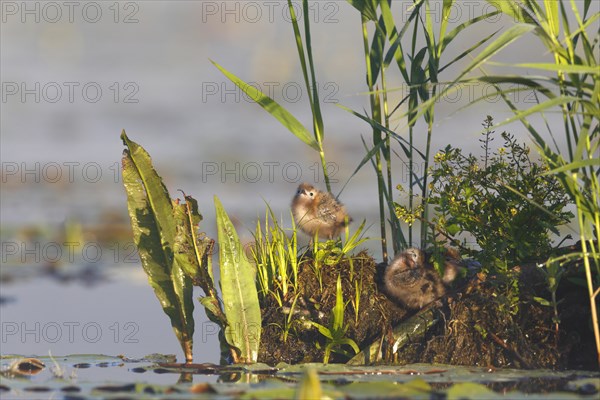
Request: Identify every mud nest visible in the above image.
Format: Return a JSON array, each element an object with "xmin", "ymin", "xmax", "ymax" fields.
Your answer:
[
  {"xmin": 395, "ymin": 262, "xmax": 598, "ymax": 370},
  {"xmin": 257, "ymin": 248, "xmax": 598, "ymax": 370},
  {"xmin": 258, "ymin": 250, "xmax": 407, "ymax": 364}
]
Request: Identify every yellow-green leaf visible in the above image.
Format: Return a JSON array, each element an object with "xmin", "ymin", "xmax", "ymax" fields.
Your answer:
[
  {"xmin": 210, "ymin": 59, "xmax": 319, "ymax": 151},
  {"xmin": 215, "ymin": 196, "xmax": 261, "ymax": 363}
]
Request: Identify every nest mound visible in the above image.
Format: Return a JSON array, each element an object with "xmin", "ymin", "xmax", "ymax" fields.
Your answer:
[
  {"xmin": 258, "ymin": 250, "xmax": 406, "ymax": 364},
  {"xmin": 258, "ymin": 249, "xmax": 598, "ymax": 370}
]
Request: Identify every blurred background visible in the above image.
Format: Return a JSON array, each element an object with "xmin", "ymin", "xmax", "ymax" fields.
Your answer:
[{"xmin": 1, "ymin": 1, "xmax": 581, "ymax": 363}]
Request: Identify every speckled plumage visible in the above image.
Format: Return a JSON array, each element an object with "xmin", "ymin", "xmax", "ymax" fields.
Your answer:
[
  {"xmin": 383, "ymin": 248, "xmax": 460, "ymax": 309},
  {"xmin": 291, "ymin": 183, "xmax": 351, "ymax": 239}
]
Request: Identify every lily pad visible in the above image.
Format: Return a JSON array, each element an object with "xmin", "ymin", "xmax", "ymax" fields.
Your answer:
[{"xmin": 1, "ymin": 355, "xmax": 599, "ymax": 399}]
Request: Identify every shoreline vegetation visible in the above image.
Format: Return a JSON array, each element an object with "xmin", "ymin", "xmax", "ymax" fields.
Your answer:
[{"xmin": 118, "ymin": 0, "xmax": 599, "ymax": 372}]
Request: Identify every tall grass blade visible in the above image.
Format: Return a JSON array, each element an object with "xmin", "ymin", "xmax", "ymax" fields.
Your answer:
[
  {"xmin": 346, "ymin": 0, "xmax": 378, "ymax": 21},
  {"xmin": 210, "ymin": 59, "xmax": 318, "ymax": 151},
  {"xmin": 544, "ymin": 0, "xmax": 560, "ymax": 37},
  {"xmin": 485, "ymin": 0, "xmax": 537, "ymax": 24},
  {"xmin": 487, "ymin": 62, "xmax": 600, "ymax": 74},
  {"xmin": 300, "ymin": 0, "xmax": 324, "ymax": 138}
]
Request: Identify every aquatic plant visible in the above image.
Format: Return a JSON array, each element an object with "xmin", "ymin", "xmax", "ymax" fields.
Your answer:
[
  {"xmin": 121, "ymin": 132, "xmax": 261, "ymax": 363},
  {"xmin": 121, "ymin": 132, "xmax": 199, "ymax": 363},
  {"xmin": 407, "ymin": 0, "xmax": 599, "ymax": 365}
]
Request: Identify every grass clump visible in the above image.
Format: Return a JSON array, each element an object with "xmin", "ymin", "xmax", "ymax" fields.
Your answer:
[{"xmin": 249, "ymin": 209, "xmax": 404, "ymax": 364}]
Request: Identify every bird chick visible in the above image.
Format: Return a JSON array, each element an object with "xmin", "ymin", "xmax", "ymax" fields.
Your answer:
[
  {"xmin": 383, "ymin": 247, "xmax": 459, "ymax": 309},
  {"xmin": 291, "ymin": 183, "xmax": 351, "ymax": 239}
]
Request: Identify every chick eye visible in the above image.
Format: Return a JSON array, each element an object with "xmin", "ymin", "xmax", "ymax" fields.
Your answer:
[{"xmin": 309, "ymin": 192, "xmax": 314, "ymax": 197}]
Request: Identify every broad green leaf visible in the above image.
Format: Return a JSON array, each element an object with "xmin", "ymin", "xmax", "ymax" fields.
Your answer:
[
  {"xmin": 439, "ymin": 0, "xmax": 454, "ymax": 55},
  {"xmin": 172, "ymin": 200, "xmax": 201, "ymax": 282},
  {"xmin": 369, "ymin": 20, "xmax": 386, "ymax": 84},
  {"xmin": 121, "ymin": 130, "xmax": 193, "ymax": 362},
  {"xmin": 379, "ymin": 0, "xmax": 396, "ymax": 42},
  {"xmin": 214, "ymin": 196, "xmax": 261, "ymax": 363},
  {"xmin": 308, "ymin": 321, "xmax": 334, "ymax": 340},
  {"xmin": 171, "ymin": 203, "xmax": 202, "ymax": 361},
  {"xmin": 338, "ymin": 338, "xmax": 360, "ymax": 355},
  {"xmin": 199, "ymin": 296, "xmax": 231, "ymax": 364},
  {"xmin": 210, "ymin": 60, "xmax": 318, "ymax": 151},
  {"xmin": 170, "ymin": 258, "xmax": 194, "ymax": 363}
]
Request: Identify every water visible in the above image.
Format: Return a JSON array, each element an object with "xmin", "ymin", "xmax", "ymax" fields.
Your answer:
[{"xmin": 0, "ymin": 264, "xmax": 208, "ymax": 361}]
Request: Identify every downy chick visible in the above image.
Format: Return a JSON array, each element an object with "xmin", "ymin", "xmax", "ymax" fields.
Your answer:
[
  {"xmin": 383, "ymin": 247, "xmax": 460, "ymax": 309},
  {"xmin": 291, "ymin": 183, "xmax": 351, "ymax": 239}
]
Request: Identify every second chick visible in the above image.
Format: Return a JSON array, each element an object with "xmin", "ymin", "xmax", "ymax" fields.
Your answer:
[{"xmin": 382, "ymin": 247, "xmax": 460, "ymax": 309}]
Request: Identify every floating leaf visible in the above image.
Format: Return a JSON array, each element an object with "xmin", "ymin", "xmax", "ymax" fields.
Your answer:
[
  {"xmin": 8, "ymin": 358, "xmax": 45, "ymax": 376},
  {"xmin": 447, "ymin": 382, "xmax": 501, "ymax": 400}
]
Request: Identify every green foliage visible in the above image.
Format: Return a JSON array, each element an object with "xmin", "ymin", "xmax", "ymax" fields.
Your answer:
[
  {"xmin": 348, "ymin": 308, "xmax": 440, "ymax": 365},
  {"xmin": 250, "ymin": 208, "xmax": 369, "ymax": 344},
  {"xmin": 310, "ymin": 221, "xmax": 369, "ymax": 293},
  {"xmin": 534, "ymin": 259, "xmax": 566, "ymax": 345},
  {"xmin": 426, "ymin": 117, "xmax": 572, "ymax": 268},
  {"xmin": 209, "ymin": 59, "xmax": 318, "ymax": 152},
  {"xmin": 251, "ymin": 208, "xmax": 301, "ymax": 306},
  {"xmin": 312, "ymin": 221, "xmax": 369, "ymax": 272},
  {"xmin": 121, "ymin": 131, "xmax": 196, "ymax": 363},
  {"xmin": 342, "ymin": 0, "xmax": 501, "ymax": 258},
  {"xmin": 307, "ymin": 275, "xmax": 360, "ymax": 364},
  {"xmin": 410, "ymin": 0, "xmax": 599, "ymax": 363},
  {"xmin": 491, "ymin": 270, "xmax": 522, "ymax": 316},
  {"xmin": 215, "ymin": 196, "xmax": 262, "ymax": 363},
  {"xmin": 122, "ymin": 132, "xmax": 262, "ymax": 364}
]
